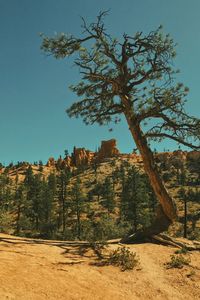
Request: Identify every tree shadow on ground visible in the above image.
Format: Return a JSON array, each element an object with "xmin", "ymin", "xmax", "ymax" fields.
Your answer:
[{"xmin": 0, "ymin": 235, "xmax": 108, "ymax": 266}]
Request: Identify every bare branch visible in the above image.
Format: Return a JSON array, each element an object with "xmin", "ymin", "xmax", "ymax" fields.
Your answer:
[{"xmin": 145, "ymin": 132, "xmax": 200, "ymax": 150}]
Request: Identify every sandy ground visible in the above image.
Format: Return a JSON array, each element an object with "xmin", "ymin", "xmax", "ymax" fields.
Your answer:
[{"xmin": 0, "ymin": 233, "xmax": 200, "ymax": 300}]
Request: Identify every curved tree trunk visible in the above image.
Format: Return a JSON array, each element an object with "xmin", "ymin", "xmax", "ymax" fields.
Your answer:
[
  {"xmin": 130, "ymin": 122, "xmax": 177, "ymax": 222},
  {"xmin": 120, "ymin": 96, "xmax": 177, "ymax": 241}
]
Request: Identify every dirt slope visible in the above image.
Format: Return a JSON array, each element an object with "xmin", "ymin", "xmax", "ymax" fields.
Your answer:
[{"xmin": 0, "ymin": 233, "xmax": 200, "ymax": 300}]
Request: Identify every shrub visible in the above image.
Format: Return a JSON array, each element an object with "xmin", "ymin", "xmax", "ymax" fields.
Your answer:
[
  {"xmin": 166, "ymin": 254, "xmax": 191, "ymax": 269},
  {"xmin": 81, "ymin": 214, "xmax": 129, "ymax": 243},
  {"xmin": 108, "ymin": 246, "xmax": 139, "ymax": 271},
  {"xmin": 90, "ymin": 240, "xmax": 108, "ymax": 259},
  {"xmin": 174, "ymin": 247, "xmax": 188, "ymax": 255}
]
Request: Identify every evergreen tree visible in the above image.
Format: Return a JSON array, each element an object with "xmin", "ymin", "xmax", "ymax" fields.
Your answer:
[
  {"xmin": 41, "ymin": 11, "xmax": 200, "ymax": 239},
  {"xmin": 120, "ymin": 167, "xmax": 155, "ymax": 231},
  {"xmin": 70, "ymin": 177, "xmax": 86, "ymax": 240},
  {"xmin": 120, "ymin": 166, "xmax": 138, "ymax": 230},
  {"xmin": 100, "ymin": 177, "xmax": 115, "ymax": 213},
  {"xmin": 92, "ymin": 158, "xmax": 98, "ymax": 183},
  {"xmin": 56, "ymin": 169, "xmax": 71, "ymax": 234},
  {"xmin": 112, "ymin": 164, "xmax": 126, "ymax": 189},
  {"xmin": 0, "ymin": 173, "xmax": 13, "ymax": 232},
  {"xmin": 38, "ymin": 175, "xmax": 57, "ymax": 238},
  {"xmin": 24, "ymin": 168, "xmax": 44, "ymax": 232},
  {"xmin": 91, "ymin": 182, "xmax": 104, "ymax": 202},
  {"xmin": 14, "ymin": 183, "xmax": 26, "ymax": 234},
  {"xmin": 0, "ymin": 173, "xmax": 11, "ymax": 208},
  {"xmin": 178, "ymin": 187, "xmax": 188, "ymax": 238},
  {"xmin": 31, "ymin": 174, "xmax": 44, "ymax": 231}
]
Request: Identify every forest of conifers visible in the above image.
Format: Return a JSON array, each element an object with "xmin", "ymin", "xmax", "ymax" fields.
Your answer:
[{"xmin": 0, "ymin": 151, "xmax": 199, "ymax": 242}]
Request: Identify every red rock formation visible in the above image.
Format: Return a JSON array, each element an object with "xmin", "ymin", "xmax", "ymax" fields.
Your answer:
[
  {"xmin": 98, "ymin": 139, "xmax": 120, "ymax": 160},
  {"xmin": 72, "ymin": 147, "xmax": 95, "ymax": 167},
  {"xmin": 45, "ymin": 141, "xmax": 199, "ymax": 171},
  {"xmin": 63, "ymin": 156, "xmax": 72, "ymax": 167}
]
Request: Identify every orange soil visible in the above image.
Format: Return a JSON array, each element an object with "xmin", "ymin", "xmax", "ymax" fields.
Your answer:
[{"xmin": 0, "ymin": 233, "xmax": 200, "ymax": 300}]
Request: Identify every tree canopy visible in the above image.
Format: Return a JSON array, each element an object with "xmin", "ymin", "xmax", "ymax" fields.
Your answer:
[
  {"xmin": 41, "ymin": 12, "xmax": 200, "ymax": 243},
  {"xmin": 41, "ymin": 11, "xmax": 200, "ymax": 150}
]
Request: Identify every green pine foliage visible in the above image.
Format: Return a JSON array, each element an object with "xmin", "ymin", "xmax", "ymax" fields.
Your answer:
[
  {"xmin": 56, "ymin": 169, "xmax": 71, "ymax": 235},
  {"xmin": 166, "ymin": 254, "xmax": 191, "ymax": 269},
  {"xmin": 0, "ymin": 152, "xmax": 199, "ymax": 241},
  {"xmin": 100, "ymin": 177, "xmax": 115, "ymax": 213},
  {"xmin": 120, "ymin": 165, "xmax": 156, "ymax": 231},
  {"xmin": 70, "ymin": 177, "xmax": 87, "ymax": 240},
  {"xmin": 107, "ymin": 246, "xmax": 139, "ymax": 271}
]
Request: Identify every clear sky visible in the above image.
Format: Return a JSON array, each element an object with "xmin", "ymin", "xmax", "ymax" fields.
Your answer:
[{"xmin": 0, "ymin": 0, "xmax": 200, "ymax": 165}]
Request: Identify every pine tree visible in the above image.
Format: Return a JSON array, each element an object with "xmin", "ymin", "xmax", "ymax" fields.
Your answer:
[
  {"xmin": 178, "ymin": 187, "xmax": 188, "ymax": 238},
  {"xmin": 56, "ymin": 169, "xmax": 71, "ymax": 234},
  {"xmin": 70, "ymin": 177, "xmax": 86, "ymax": 240},
  {"xmin": 91, "ymin": 182, "xmax": 104, "ymax": 202},
  {"xmin": 0, "ymin": 173, "xmax": 12, "ymax": 210},
  {"xmin": 41, "ymin": 11, "xmax": 200, "ymax": 241},
  {"xmin": 14, "ymin": 183, "xmax": 26, "ymax": 234},
  {"xmin": 120, "ymin": 166, "xmax": 156, "ymax": 231},
  {"xmin": 100, "ymin": 177, "xmax": 115, "ymax": 213},
  {"xmin": 120, "ymin": 166, "xmax": 138, "ymax": 230},
  {"xmin": 0, "ymin": 172, "xmax": 13, "ymax": 232},
  {"xmin": 24, "ymin": 168, "xmax": 44, "ymax": 232},
  {"xmin": 38, "ymin": 175, "xmax": 57, "ymax": 238},
  {"xmin": 31, "ymin": 174, "xmax": 44, "ymax": 231}
]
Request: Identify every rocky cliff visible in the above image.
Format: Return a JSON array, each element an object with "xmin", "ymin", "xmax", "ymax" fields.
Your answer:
[
  {"xmin": 97, "ymin": 139, "xmax": 120, "ymax": 161},
  {"xmin": 72, "ymin": 147, "xmax": 95, "ymax": 167},
  {"xmin": 3, "ymin": 139, "xmax": 199, "ymax": 178},
  {"xmin": 45, "ymin": 139, "xmax": 120, "ymax": 169},
  {"xmin": 44, "ymin": 140, "xmax": 200, "ymax": 170}
]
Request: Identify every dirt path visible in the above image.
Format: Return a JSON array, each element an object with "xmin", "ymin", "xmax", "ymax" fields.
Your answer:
[{"xmin": 0, "ymin": 234, "xmax": 199, "ymax": 300}]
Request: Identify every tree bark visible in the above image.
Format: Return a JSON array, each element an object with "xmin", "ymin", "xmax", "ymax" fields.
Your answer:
[{"xmin": 120, "ymin": 95, "xmax": 177, "ymax": 241}]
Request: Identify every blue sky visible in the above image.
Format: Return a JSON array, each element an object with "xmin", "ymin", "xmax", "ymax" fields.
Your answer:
[{"xmin": 0, "ymin": 0, "xmax": 200, "ymax": 165}]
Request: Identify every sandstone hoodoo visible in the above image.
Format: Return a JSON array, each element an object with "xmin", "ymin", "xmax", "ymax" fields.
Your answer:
[
  {"xmin": 72, "ymin": 147, "xmax": 95, "ymax": 167},
  {"xmin": 1, "ymin": 139, "xmax": 200, "ymax": 251},
  {"xmin": 41, "ymin": 11, "xmax": 200, "ymax": 248},
  {"xmin": 45, "ymin": 139, "xmax": 120, "ymax": 170},
  {"xmin": 98, "ymin": 139, "xmax": 120, "ymax": 160},
  {"xmin": 61, "ymin": 139, "xmax": 120, "ymax": 168}
]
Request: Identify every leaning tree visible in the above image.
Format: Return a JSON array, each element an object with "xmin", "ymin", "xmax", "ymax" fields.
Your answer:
[{"xmin": 41, "ymin": 12, "xmax": 200, "ymax": 245}]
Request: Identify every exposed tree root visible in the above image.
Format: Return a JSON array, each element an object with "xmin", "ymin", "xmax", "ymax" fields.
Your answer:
[
  {"xmin": 121, "ymin": 232, "xmax": 200, "ymax": 251},
  {"xmin": 151, "ymin": 234, "xmax": 200, "ymax": 251},
  {"xmin": 120, "ymin": 206, "xmax": 200, "ymax": 251}
]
